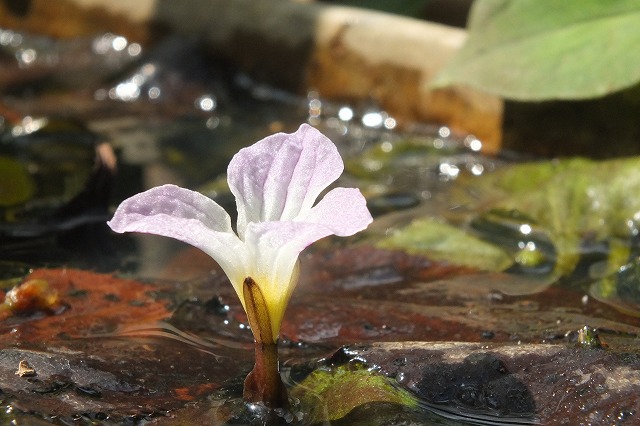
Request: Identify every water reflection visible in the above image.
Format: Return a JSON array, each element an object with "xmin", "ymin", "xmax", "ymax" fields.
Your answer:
[
  {"xmin": 92, "ymin": 32, "xmax": 142, "ymax": 57},
  {"xmin": 0, "ymin": 28, "xmax": 141, "ymax": 89}
]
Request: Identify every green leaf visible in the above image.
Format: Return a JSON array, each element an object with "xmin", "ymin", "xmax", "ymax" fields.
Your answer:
[
  {"xmin": 470, "ymin": 157, "xmax": 640, "ymax": 276},
  {"xmin": 291, "ymin": 365, "xmax": 418, "ymax": 423},
  {"xmin": 432, "ymin": 0, "xmax": 640, "ymax": 100},
  {"xmin": 376, "ymin": 217, "xmax": 514, "ymax": 271}
]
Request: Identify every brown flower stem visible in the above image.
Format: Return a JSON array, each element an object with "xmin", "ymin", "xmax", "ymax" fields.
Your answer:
[{"xmin": 242, "ymin": 277, "xmax": 288, "ymax": 409}]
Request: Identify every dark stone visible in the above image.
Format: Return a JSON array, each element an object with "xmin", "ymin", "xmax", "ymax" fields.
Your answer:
[{"xmin": 339, "ymin": 342, "xmax": 640, "ymax": 425}]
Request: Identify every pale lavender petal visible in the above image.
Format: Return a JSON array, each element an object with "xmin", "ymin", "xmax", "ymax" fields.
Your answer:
[
  {"xmin": 240, "ymin": 187, "xmax": 372, "ymax": 331},
  {"xmin": 245, "ymin": 221, "xmax": 335, "ymax": 278},
  {"xmin": 107, "ymin": 184, "xmax": 247, "ymax": 284},
  {"xmin": 243, "ymin": 220, "xmax": 338, "ymax": 335},
  {"xmin": 297, "ymin": 187, "xmax": 373, "ymax": 236},
  {"xmin": 228, "ymin": 124, "xmax": 343, "ymax": 238}
]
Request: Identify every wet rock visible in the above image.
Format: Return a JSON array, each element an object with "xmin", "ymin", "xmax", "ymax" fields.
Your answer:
[
  {"xmin": 338, "ymin": 341, "xmax": 640, "ymax": 425},
  {"xmin": 69, "ymin": 0, "xmax": 499, "ymax": 150},
  {"xmin": 0, "ymin": 268, "xmax": 250, "ymax": 424},
  {"xmin": 0, "ymin": 340, "xmax": 240, "ymax": 423},
  {"xmin": 283, "ymin": 246, "xmax": 640, "ymax": 348}
]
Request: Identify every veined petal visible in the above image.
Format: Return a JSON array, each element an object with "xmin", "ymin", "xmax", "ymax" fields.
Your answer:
[
  {"xmin": 239, "ymin": 187, "xmax": 372, "ymax": 336},
  {"xmin": 243, "ymin": 220, "xmax": 338, "ymax": 337},
  {"xmin": 298, "ymin": 187, "xmax": 373, "ymax": 236},
  {"xmin": 107, "ymin": 184, "xmax": 248, "ymax": 289},
  {"xmin": 228, "ymin": 124, "xmax": 344, "ymax": 239}
]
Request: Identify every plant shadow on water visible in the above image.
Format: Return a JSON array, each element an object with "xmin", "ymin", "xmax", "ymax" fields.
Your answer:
[{"xmin": 1, "ymin": 28, "xmax": 640, "ymax": 425}]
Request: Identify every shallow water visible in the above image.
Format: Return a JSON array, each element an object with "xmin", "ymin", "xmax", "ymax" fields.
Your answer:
[{"xmin": 1, "ymin": 29, "xmax": 640, "ymax": 425}]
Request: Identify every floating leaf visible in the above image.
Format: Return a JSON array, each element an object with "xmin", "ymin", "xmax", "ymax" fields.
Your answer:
[{"xmin": 432, "ymin": 0, "xmax": 640, "ymax": 100}]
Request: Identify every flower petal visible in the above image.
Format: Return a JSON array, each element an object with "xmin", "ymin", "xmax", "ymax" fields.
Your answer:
[
  {"xmin": 228, "ymin": 124, "xmax": 344, "ymax": 238},
  {"xmin": 239, "ymin": 187, "xmax": 372, "ymax": 335},
  {"xmin": 298, "ymin": 187, "xmax": 373, "ymax": 236},
  {"xmin": 107, "ymin": 184, "xmax": 248, "ymax": 287},
  {"xmin": 243, "ymin": 220, "xmax": 337, "ymax": 337}
]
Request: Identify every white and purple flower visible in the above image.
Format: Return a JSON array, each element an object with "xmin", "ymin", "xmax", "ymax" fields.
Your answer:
[{"xmin": 108, "ymin": 124, "xmax": 372, "ymax": 342}]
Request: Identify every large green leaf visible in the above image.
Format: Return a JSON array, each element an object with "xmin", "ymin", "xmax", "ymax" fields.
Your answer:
[{"xmin": 432, "ymin": 0, "xmax": 640, "ymax": 100}]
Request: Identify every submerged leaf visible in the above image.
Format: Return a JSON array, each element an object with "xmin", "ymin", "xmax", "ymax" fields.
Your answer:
[
  {"xmin": 470, "ymin": 157, "xmax": 640, "ymax": 278},
  {"xmin": 291, "ymin": 365, "xmax": 417, "ymax": 422},
  {"xmin": 373, "ymin": 155, "xmax": 640, "ymax": 309},
  {"xmin": 376, "ymin": 217, "xmax": 513, "ymax": 271},
  {"xmin": 432, "ymin": 0, "xmax": 640, "ymax": 100}
]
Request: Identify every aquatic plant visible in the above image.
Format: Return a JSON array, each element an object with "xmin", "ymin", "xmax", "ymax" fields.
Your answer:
[{"xmin": 107, "ymin": 123, "xmax": 373, "ymax": 408}]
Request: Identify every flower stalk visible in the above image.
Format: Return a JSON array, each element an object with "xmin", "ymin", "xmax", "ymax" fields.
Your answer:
[{"xmin": 242, "ymin": 277, "xmax": 287, "ymax": 408}]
